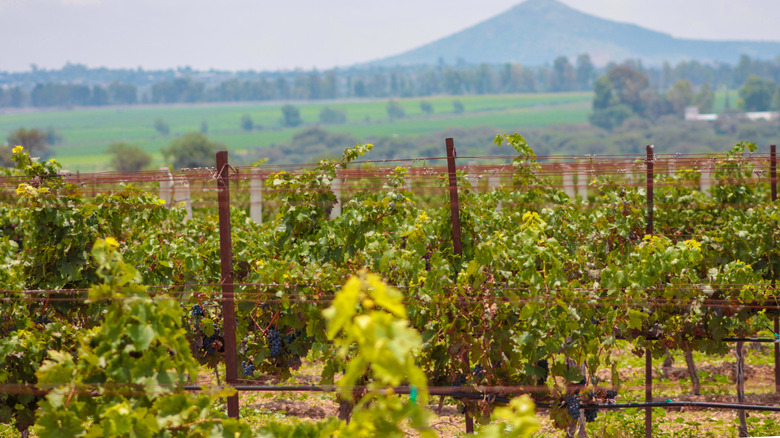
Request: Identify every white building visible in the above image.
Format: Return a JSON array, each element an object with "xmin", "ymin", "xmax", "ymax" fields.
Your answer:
[{"xmin": 685, "ymin": 106, "xmax": 778, "ymax": 122}]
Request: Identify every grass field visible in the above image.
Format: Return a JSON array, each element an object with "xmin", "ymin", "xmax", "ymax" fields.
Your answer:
[
  {"xmin": 0, "ymin": 92, "xmax": 593, "ymax": 171},
  {"xmin": 0, "ymin": 89, "xmax": 737, "ymax": 171}
]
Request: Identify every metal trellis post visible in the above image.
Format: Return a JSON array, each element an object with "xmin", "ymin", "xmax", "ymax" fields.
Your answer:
[
  {"xmin": 216, "ymin": 151, "xmax": 240, "ymax": 419},
  {"xmin": 645, "ymin": 145, "xmax": 654, "ymax": 438}
]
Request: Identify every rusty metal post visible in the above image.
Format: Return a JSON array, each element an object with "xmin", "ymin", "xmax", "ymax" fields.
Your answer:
[
  {"xmin": 446, "ymin": 138, "xmax": 463, "ymax": 258},
  {"xmin": 770, "ymin": 145, "xmax": 776, "ymax": 202},
  {"xmin": 646, "ymin": 145, "xmax": 654, "ymax": 237},
  {"xmin": 216, "ymin": 151, "xmax": 240, "ymax": 419},
  {"xmin": 771, "ymin": 145, "xmax": 779, "ymax": 394},
  {"xmin": 645, "ymin": 145, "xmax": 654, "ymax": 438},
  {"xmin": 446, "ymin": 138, "xmax": 469, "ymax": 433},
  {"xmin": 736, "ymin": 341, "xmax": 748, "ymax": 437}
]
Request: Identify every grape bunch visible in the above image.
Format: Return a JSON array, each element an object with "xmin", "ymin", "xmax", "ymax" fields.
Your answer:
[
  {"xmin": 565, "ymin": 393, "xmax": 581, "ymax": 420},
  {"xmin": 283, "ymin": 329, "xmax": 302, "ymax": 346},
  {"xmin": 191, "ymin": 304, "xmax": 205, "ymax": 318},
  {"xmin": 583, "ymin": 406, "xmax": 598, "ymax": 422},
  {"xmin": 35, "ymin": 317, "xmax": 52, "ymax": 325},
  {"xmin": 605, "ymin": 389, "xmax": 618, "ymax": 400},
  {"xmin": 267, "ymin": 330, "xmax": 283, "ymax": 358},
  {"xmin": 453, "ymin": 374, "xmax": 467, "ymax": 386},
  {"xmin": 472, "ymin": 364, "xmax": 484, "ymax": 378},
  {"xmin": 202, "ymin": 333, "xmax": 223, "ymax": 356},
  {"xmin": 536, "ymin": 359, "xmax": 549, "ymax": 385},
  {"xmin": 241, "ymin": 361, "xmax": 256, "ymax": 376}
]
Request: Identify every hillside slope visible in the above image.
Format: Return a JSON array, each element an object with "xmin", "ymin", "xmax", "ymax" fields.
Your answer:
[{"xmin": 369, "ymin": 0, "xmax": 780, "ymax": 66}]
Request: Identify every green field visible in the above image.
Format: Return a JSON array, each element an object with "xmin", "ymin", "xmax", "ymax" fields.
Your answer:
[
  {"xmin": 0, "ymin": 92, "xmax": 593, "ymax": 171},
  {"xmin": 0, "ymin": 89, "xmax": 738, "ymax": 171}
]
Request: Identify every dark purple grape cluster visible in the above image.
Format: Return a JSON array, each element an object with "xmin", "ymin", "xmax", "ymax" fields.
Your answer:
[
  {"xmin": 191, "ymin": 304, "xmax": 204, "ymax": 318},
  {"xmin": 267, "ymin": 330, "xmax": 283, "ymax": 358},
  {"xmin": 283, "ymin": 329, "xmax": 302, "ymax": 346},
  {"xmin": 606, "ymin": 389, "xmax": 618, "ymax": 400},
  {"xmin": 584, "ymin": 406, "xmax": 598, "ymax": 422},
  {"xmin": 203, "ymin": 334, "xmax": 220, "ymax": 355},
  {"xmin": 35, "ymin": 317, "xmax": 52, "ymax": 325},
  {"xmin": 565, "ymin": 393, "xmax": 581, "ymax": 420},
  {"xmin": 536, "ymin": 359, "xmax": 549, "ymax": 384},
  {"xmin": 453, "ymin": 374, "xmax": 467, "ymax": 386},
  {"xmin": 472, "ymin": 364, "xmax": 484, "ymax": 378},
  {"xmin": 241, "ymin": 361, "xmax": 256, "ymax": 376}
]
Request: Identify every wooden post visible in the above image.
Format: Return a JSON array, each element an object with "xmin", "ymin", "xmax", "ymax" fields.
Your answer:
[
  {"xmin": 577, "ymin": 163, "xmax": 588, "ymax": 201},
  {"xmin": 736, "ymin": 341, "xmax": 748, "ymax": 437},
  {"xmin": 173, "ymin": 177, "xmax": 192, "ymax": 220},
  {"xmin": 488, "ymin": 172, "xmax": 501, "ymax": 212},
  {"xmin": 645, "ymin": 145, "xmax": 654, "ymax": 438},
  {"xmin": 562, "ymin": 165, "xmax": 575, "ymax": 198},
  {"xmin": 646, "ymin": 146, "xmax": 654, "ymax": 237},
  {"xmin": 445, "ymin": 137, "xmax": 468, "ymax": 433},
  {"xmin": 467, "ymin": 161, "xmax": 478, "ymax": 191},
  {"xmin": 771, "ymin": 145, "xmax": 779, "ymax": 394},
  {"xmin": 330, "ymin": 170, "xmax": 342, "ymax": 219},
  {"xmin": 216, "ymin": 151, "xmax": 239, "ymax": 419},
  {"xmin": 445, "ymin": 138, "xmax": 463, "ymax": 258},
  {"xmin": 700, "ymin": 162, "xmax": 712, "ymax": 197},
  {"xmin": 159, "ymin": 167, "xmax": 173, "ymax": 206},
  {"xmin": 250, "ymin": 168, "xmax": 263, "ymax": 224}
]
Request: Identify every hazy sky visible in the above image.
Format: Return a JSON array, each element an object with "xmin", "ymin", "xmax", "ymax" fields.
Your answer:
[{"xmin": 2, "ymin": 0, "xmax": 780, "ymax": 72}]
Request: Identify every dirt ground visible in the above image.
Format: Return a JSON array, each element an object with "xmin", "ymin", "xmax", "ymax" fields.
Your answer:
[{"xmin": 214, "ymin": 347, "xmax": 780, "ymax": 438}]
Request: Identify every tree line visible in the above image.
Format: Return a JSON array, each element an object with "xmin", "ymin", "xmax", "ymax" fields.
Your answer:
[{"xmin": 3, "ymin": 54, "xmax": 780, "ymax": 109}]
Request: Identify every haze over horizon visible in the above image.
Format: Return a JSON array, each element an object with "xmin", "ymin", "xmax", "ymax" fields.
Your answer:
[{"xmin": 2, "ymin": 0, "xmax": 780, "ymax": 73}]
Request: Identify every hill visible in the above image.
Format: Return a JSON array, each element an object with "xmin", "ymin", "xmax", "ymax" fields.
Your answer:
[{"xmin": 369, "ymin": 0, "xmax": 780, "ymax": 66}]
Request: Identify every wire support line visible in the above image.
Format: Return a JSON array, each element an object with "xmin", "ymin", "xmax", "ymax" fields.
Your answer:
[
  {"xmin": 3, "ymin": 295, "xmax": 779, "ymax": 312},
  {"xmin": 2, "ymin": 383, "xmax": 779, "ymax": 412}
]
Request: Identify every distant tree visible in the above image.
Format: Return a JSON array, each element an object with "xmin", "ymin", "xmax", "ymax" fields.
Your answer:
[
  {"xmin": 90, "ymin": 85, "xmax": 109, "ymax": 106},
  {"xmin": 386, "ymin": 100, "xmax": 405, "ymax": 119},
  {"xmin": 318, "ymin": 107, "xmax": 347, "ymax": 124},
  {"xmin": 30, "ymin": 83, "xmax": 69, "ymax": 107},
  {"xmin": 473, "ymin": 64, "xmax": 494, "ymax": 94},
  {"xmin": 108, "ymin": 81, "xmax": 137, "ymax": 105},
  {"xmin": 107, "ymin": 142, "xmax": 151, "ymax": 172},
  {"xmin": 575, "ymin": 54, "xmax": 595, "ymax": 91},
  {"xmin": 200, "ymin": 121, "xmax": 209, "ymax": 134},
  {"xmin": 738, "ymin": 75, "xmax": 775, "ymax": 111},
  {"xmin": 551, "ymin": 56, "xmax": 576, "ymax": 92},
  {"xmin": 452, "ymin": 100, "xmax": 464, "ymax": 114},
  {"xmin": 694, "ymin": 84, "xmax": 715, "ymax": 113},
  {"xmin": 606, "ymin": 64, "xmax": 650, "ymax": 114},
  {"xmin": 45, "ymin": 126, "xmax": 64, "ymax": 146},
  {"xmin": 281, "ymin": 104, "xmax": 302, "ymax": 127},
  {"xmin": 151, "ymin": 78, "xmax": 204, "ymax": 103},
  {"xmin": 499, "ymin": 64, "xmax": 536, "ymax": 93},
  {"xmin": 666, "ymin": 80, "xmax": 694, "ymax": 116},
  {"xmin": 69, "ymin": 85, "xmax": 91, "ymax": 106},
  {"xmin": 241, "ymin": 114, "xmax": 254, "ymax": 131},
  {"xmin": 0, "ymin": 147, "xmax": 11, "ymax": 167},
  {"xmin": 1, "ymin": 87, "xmax": 27, "ymax": 108},
  {"xmin": 589, "ymin": 104, "xmax": 633, "ymax": 130},
  {"xmin": 7, "ymin": 128, "xmax": 50, "ymax": 158},
  {"xmin": 420, "ymin": 101, "xmax": 434, "ymax": 115},
  {"xmin": 590, "ymin": 63, "xmax": 663, "ymax": 129},
  {"xmin": 442, "ymin": 69, "xmax": 463, "ymax": 95},
  {"xmin": 322, "ymin": 71, "xmax": 338, "ymax": 99},
  {"xmin": 154, "ymin": 118, "xmax": 170, "ymax": 136},
  {"xmin": 353, "ymin": 79, "xmax": 368, "ymax": 97},
  {"xmin": 162, "ymin": 132, "xmax": 222, "ymax": 169}
]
